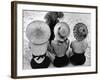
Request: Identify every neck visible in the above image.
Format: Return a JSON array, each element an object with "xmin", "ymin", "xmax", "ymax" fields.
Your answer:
[{"xmin": 57, "ymin": 38, "xmax": 68, "ymax": 43}]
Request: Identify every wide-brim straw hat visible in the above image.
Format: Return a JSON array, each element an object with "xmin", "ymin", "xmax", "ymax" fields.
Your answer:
[
  {"xmin": 54, "ymin": 22, "xmax": 70, "ymax": 41},
  {"xmin": 73, "ymin": 23, "xmax": 88, "ymax": 41},
  {"xmin": 26, "ymin": 20, "xmax": 51, "ymax": 44}
]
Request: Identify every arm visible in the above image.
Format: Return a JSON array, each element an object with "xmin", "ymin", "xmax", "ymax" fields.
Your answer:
[
  {"xmin": 47, "ymin": 42, "xmax": 52, "ymax": 52},
  {"xmin": 51, "ymin": 41, "xmax": 55, "ymax": 54},
  {"xmin": 70, "ymin": 42, "xmax": 72, "ymax": 48},
  {"xmin": 84, "ymin": 42, "xmax": 88, "ymax": 51},
  {"xmin": 28, "ymin": 42, "xmax": 33, "ymax": 54},
  {"xmin": 65, "ymin": 39, "xmax": 70, "ymax": 50},
  {"xmin": 70, "ymin": 41, "xmax": 74, "ymax": 49},
  {"xmin": 28, "ymin": 42, "xmax": 31, "ymax": 49},
  {"xmin": 47, "ymin": 51, "xmax": 55, "ymax": 62},
  {"xmin": 70, "ymin": 41, "xmax": 73, "ymax": 53},
  {"xmin": 47, "ymin": 41, "xmax": 55, "ymax": 54},
  {"xmin": 47, "ymin": 41, "xmax": 56, "ymax": 63}
]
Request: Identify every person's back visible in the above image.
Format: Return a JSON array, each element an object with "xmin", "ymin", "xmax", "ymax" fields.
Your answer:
[
  {"xmin": 51, "ymin": 39, "xmax": 69, "ymax": 57},
  {"xmin": 70, "ymin": 23, "xmax": 88, "ymax": 65},
  {"xmin": 48, "ymin": 22, "xmax": 70, "ymax": 67},
  {"xmin": 71, "ymin": 40, "xmax": 88, "ymax": 54}
]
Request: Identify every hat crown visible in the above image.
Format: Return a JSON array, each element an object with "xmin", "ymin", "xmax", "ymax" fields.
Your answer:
[
  {"xmin": 73, "ymin": 23, "xmax": 88, "ymax": 41},
  {"xmin": 58, "ymin": 25, "xmax": 69, "ymax": 37},
  {"xmin": 54, "ymin": 22, "xmax": 70, "ymax": 41}
]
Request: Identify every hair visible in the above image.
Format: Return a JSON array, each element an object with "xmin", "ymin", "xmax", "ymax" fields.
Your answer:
[{"xmin": 44, "ymin": 12, "xmax": 64, "ymax": 42}]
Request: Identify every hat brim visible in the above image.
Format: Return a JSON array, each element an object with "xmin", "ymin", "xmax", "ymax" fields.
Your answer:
[
  {"xmin": 73, "ymin": 23, "xmax": 88, "ymax": 41},
  {"xmin": 26, "ymin": 20, "xmax": 51, "ymax": 44},
  {"xmin": 54, "ymin": 22, "xmax": 70, "ymax": 41}
]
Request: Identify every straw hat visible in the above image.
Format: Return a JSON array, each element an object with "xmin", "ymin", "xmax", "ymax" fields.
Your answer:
[
  {"xmin": 54, "ymin": 22, "xmax": 70, "ymax": 41},
  {"xmin": 73, "ymin": 23, "xmax": 88, "ymax": 41},
  {"xmin": 26, "ymin": 20, "xmax": 51, "ymax": 44},
  {"xmin": 26, "ymin": 20, "xmax": 51, "ymax": 56}
]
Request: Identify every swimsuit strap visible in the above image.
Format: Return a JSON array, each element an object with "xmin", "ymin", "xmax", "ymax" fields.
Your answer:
[{"xmin": 32, "ymin": 53, "xmax": 46, "ymax": 60}]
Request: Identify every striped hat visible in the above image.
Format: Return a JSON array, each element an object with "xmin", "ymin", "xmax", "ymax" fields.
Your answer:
[{"xmin": 73, "ymin": 23, "xmax": 88, "ymax": 41}]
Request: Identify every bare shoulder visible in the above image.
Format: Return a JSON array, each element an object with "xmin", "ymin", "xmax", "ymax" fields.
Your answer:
[
  {"xmin": 83, "ymin": 41, "xmax": 88, "ymax": 48},
  {"xmin": 71, "ymin": 40, "xmax": 76, "ymax": 45},
  {"xmin": 70, "ymin": 40, "xmax": 75, "ymax": 48}
]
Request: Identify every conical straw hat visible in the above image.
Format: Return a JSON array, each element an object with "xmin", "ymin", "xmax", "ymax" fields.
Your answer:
[{"xmin": 26, "ymin": 20, "xmax": 51, "ymax": 44}]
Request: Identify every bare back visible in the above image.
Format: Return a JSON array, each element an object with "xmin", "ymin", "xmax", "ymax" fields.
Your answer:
[
  {"xmin": 71, "ymin": 40, "xmax": 88, "ymax": 54},
  {"xmin": 51, "ymin": 40, "xmax": 69, "ymax": 57}
]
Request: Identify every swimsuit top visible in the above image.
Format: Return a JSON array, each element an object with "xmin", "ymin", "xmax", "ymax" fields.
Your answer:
[
  {"xmin": 71, "ymin": 40, "xmax": 88, "ymax": 54},
  {"xmin": 32, "ymin": 53, "xmax": 46, "ymax": 60},
  {"xmin": 32, "ymin": 53, "xmax": 47, "ymax": 64}
]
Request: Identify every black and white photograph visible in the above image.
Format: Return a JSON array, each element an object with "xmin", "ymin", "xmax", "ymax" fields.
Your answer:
[
  {"xmin": 11, "ymin": 1, "xmax": 97, "ymax": 78},
  {"xmin": 23, "ymin": 10, "xmax": 91, "ymax": 69}
]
